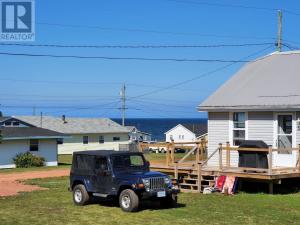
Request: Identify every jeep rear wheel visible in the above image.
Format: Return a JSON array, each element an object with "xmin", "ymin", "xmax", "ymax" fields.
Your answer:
[
  {"xmin": 119, "ymin": 189, "xmax": 139, "ymax": 212},
  {"xmin": 73, "ymin": 184, "xmax": 90, "ymax": 206}
]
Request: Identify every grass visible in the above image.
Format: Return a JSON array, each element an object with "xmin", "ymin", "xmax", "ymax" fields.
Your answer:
[{"xmin": 0, "ymin": 177, "xmax": 300, "ymax": 225}]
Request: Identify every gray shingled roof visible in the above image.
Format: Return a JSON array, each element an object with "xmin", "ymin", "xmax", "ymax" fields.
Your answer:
[
  {"xmin": 14, "ymin": 116, "xmax": 129, "ymax": 134},
  {"xmin": 0, "ymin": 127, "xmax": 66, "ymax": 140},
  {"xmin": 199, "ymin": 51, "xmax": 300, "ymax": 111},
  {"xmin": 182, "ymin": 123, "xmax": 207, "ymax": 137}
]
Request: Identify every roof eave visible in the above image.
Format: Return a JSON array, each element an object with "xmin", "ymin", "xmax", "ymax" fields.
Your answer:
[{"xmin": 198, "ymin": 105, "xmax": 300, "ymax": 112}]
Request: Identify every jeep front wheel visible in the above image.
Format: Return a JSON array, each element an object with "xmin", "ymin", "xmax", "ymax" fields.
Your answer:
[
  {"xmin": 73, "ymin": 184, "xmax": 90, "ymax": 206},
  {"xmin": 119, "ymin": 189, "xmax": 139, "ymax": 212}
]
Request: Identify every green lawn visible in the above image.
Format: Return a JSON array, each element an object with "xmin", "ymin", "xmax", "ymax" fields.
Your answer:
[{"xmin": 0, "ymin": 177, "xmax": 300, "ymax": 225}]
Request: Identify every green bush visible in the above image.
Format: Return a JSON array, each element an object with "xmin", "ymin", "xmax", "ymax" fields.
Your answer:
[{"xmin": 13, "ymin": 152, "xmax": 45, "ymax": 168}]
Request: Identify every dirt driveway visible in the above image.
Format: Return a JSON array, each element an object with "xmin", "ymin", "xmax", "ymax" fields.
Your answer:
[{"xmin": 0, "ymin": 169, "xmax": 69, "ymax": 197}]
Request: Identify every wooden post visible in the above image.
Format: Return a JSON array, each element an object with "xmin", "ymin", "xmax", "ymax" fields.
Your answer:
[
  {"xmin": 197, "ymin": 162, "xmax": 202, "ymax": 192},
  {"xmin": 200, "ymin": 139, "xmax": 204, "ymax": 161},
  {"xmin": 138, "ymin": 142, "xmax": 143, "ymax": 152},
  {"xmin": 219, "ymin": 143, "xmax": 223, "ymax": 171},
  {"xmin": 226, "ymin": 142, "xmax": 230, "ymax": 168},
  {"xmin": 269, "ymin": 181, "xmax": 274, "ymax": 194},
  {"xmin": 196, "ymin": 143, "xmax": 200, "ymax": 164},
  {"xmin": 171, "ymin": 140, "xmax": 175, "ymax": 164},
  {"xmin": 268, "ymin": 146, "xmax": 273, "ymax": 175},
  {"xmin": 166, "ymin": 143, "xmax": 170, "ymax": 166},
  {"xmin": 174, "ymin": 162, "xmax": 178, "ymax": 180},
  {"xmin": 298, "ymin": 144, "xmax": 300, "ymax": 171}
]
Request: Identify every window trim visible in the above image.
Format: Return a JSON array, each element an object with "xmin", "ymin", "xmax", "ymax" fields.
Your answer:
[
  {"xmin": 99, "ymin": 135, "xmax": 104, "ymax": 144},
  {"xmin": 83, "ymin": 136, "xmax": 89, "ymax": 145},
  {"xmin": 229, "ymin": 112, "xmax": 248, "ymax": 147},
  {"xmin": 29, "ymin": 139, "xmax": 39, "ymax": 151}
]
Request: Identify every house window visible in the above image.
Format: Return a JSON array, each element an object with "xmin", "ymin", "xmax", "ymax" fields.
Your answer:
[
  {"xmin": 233, "ymin": 112, "xmax": 246, "ymax": 146},
  {"xmin": 170, "ymin": 135, "xmax": 173, "ymax": 141},
  {"xmin": 83, "ymin": 136, "xmax": 89, "ymax": 145},
  {"xmin": 99, "ymin": 136, "xmax": 104, "ymax": 144},
  {"xmin": 113, "ymin": 137, "xmax": 120, "ymax": 142},
  {"xmin": 12, "ymin": 121, "xmax": 20, "ymax": 126},
  {"xmin": 4, "ymin": 121, "xmax": 11, "ymax": 126},
  {"xmin": 29, "ymin": 139, "xmax": 39, "ymax": 151}
]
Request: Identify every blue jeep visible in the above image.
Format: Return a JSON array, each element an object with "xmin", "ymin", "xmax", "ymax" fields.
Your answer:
[{"xmin": 69, "ymin": 150, "xmax": 179, "ymax": 212}]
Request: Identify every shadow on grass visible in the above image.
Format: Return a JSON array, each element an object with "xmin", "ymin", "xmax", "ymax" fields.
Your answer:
[{"xmin": 92, "ymin": 198, "xmax": 186, "ymax": 212}]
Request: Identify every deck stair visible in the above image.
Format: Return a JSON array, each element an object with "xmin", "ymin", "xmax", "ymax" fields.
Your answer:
[{"xmin": 178, "ymin": 172, "xmax": 216, "ymax": 192}]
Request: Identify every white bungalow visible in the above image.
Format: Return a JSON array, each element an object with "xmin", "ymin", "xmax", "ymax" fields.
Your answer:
[
  {"xmin": 198, "ymin": 51, "xmax": 300, "ymax": 168},
  {"xmin": 165, "ymin": 124, "xmax": 207, "ymax": 143}
]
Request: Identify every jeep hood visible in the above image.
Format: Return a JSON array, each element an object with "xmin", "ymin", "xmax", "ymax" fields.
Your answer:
[{"xmin": 114, "ymin": 170, "xmax": 167, "ymax": 180}]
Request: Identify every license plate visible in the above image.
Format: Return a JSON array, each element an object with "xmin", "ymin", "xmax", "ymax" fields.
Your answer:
[{"xmin": 157, "ymin": 191, "xmax": 166, "ymax": 198}]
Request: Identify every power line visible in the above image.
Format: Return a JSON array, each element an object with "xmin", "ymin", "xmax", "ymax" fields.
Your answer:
[
  {"xmin": 0, "ymin": 42, "xmax": 274, "ymax": 48},
  {"xmin": 165, "ymin": 0, "xmax": 300, "ymax": 16},
  {"xmin": 0, "ymin": 52, "xmax": 250, "ymax": 63},
  {"xmin": 129, "ymin": 44, "xmax": 274, "ymax": 100},
  {"xmin": 37, "ymin": 21, "xmax": 275, "ymax": 40}
]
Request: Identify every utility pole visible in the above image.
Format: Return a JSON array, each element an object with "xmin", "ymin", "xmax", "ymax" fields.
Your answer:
[
  {"xmin": 33, "ymin": 106, "xmax": 36, "ymax": 116},
  {"xmin": 277, "ymin": 10, "xmax": 282, "ymax": 52},
  {"xmin": 40, "ymin": 112, "xmax": 43, "ymax": 128},
  {"xmin": 120, "ymin": 84, "xmax": 126, "ymax": 126}
]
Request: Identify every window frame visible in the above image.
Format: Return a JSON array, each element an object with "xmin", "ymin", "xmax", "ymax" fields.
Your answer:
[
  {"xmin": 29, "ymin": 139, "xmax": 39, "ymax": 151},
  {"xmin": 99, "ymin": 135, "xmax": 104, "ymax": 144},
  {"xmin": 83, "ymin": 136, "xmax": 89, "ymax": 145},
  {"xmin": 113, "ymin": 137, "xmax": 121, "ymax": 142},
  {"xmin": 230, "ymin": 112, "xmax": 248, "ymax": 147}
]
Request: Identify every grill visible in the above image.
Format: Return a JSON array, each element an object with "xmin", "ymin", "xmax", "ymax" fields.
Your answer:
[{"xmin": 149, "ymin": 177, "xmax": 165, "ymax": 190}]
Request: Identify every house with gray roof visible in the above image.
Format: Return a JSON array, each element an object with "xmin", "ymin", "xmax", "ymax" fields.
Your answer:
[
  {"xmin": 0, "ymin": 126, "xmax": 66, "ymax": 169},
  {"xmin": 13, "ymin": 116, "xmax": 130, "ymax": 154},
  {"xmin": 126, "ymin": 126, "xmax": 152, "ymax": 143},
  {"xmin": 165, "ymin": 123, "xmax": 207, "ymax": 143},
  {"xmin": 198, "ymin": 51, "xmax": 300, "ymax": 168}
]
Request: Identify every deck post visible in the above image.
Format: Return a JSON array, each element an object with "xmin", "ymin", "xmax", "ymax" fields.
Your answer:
[
  {"xmin": 269, "ymin": 181, "xmax": 274, "ymax": 194},
  {"xmin": 200, "ymin": 138, "xmax": 205, "ymax": 160},
  {"xmin": 138, "ymin": 142, "xmax": 143, "ymax": 152},
  {"xmin": 268, "ymin": 146, "xmax": 273, "ymax": 175},
  {"xmin": 196, "ymin": 143, "xmax": 200, "ymax": 164},
  {"xmin": 197, "ymin": 162, "xmax": 202, "ymax": 192},
  {"xmin": 166, "ymin": 143, "xmax": 170, "ymax": 166},
  {"xmin": 174, "ymin": 162, "xmax": 178, "ymax": 180},
  {"xmin": 171, "ymin": 140, "xmax": 175, "ymax": 164},
  {"xmin": 219, "ymin": 143, "xmax": 223, "ymax": 171},
  {"xmin": 298, "ymin": 144, "xmax": 300, "ymax": 171},
  {"xmin": 226, "ymin": 142, "xmax": 230, "ymax": 168}
]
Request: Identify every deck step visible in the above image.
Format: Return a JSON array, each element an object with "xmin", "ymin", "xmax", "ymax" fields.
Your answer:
[{"xmin": 179, "ymin": 183, "xmax": 199, "ymax": 187}]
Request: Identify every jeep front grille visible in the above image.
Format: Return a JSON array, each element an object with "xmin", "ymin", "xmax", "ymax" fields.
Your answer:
[{"xmin": 149, "ymin": 177, "xmax": 165, "ymax": 190}]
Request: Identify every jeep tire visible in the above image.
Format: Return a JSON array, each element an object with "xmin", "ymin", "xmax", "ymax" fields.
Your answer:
[
  {"xmin": 119, "ymin": 189, "xmax": 139, "ymax": 212},
  {"xmin": 73, "ymin": 184, "xmax": 90, "ymax": 206},
  {"xmin": 160, "ymin": 195, "xmax": 177, "ymax": 208}
]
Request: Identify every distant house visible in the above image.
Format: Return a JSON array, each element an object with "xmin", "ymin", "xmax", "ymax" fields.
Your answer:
[
  {"xmin": 165, "ymin": 124, "xmax": 207, "ymax": 143},
  {"xmin": 198, "ymin": 51, "xmax": 300, "ymax": 168},
  {"xmin": 126, "ymin": 126, "xmax": 151, "ymax": 142},
  {"xmin": 0, "ymin": 126, "xmax": 66, "ymax": 169},
  {"xmin": 14, "ymin": 116, "xmax": 130, "ymax": 154}
]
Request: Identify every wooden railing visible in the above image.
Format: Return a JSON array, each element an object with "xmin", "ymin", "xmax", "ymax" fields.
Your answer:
[{"xmin": 217, "ymin": 142, "xmax": 300, "ymax": 175}]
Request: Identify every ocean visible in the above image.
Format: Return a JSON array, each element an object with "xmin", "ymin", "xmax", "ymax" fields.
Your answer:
[{"xmin": 112, "ymin": 118, "xmax": 208, "ymax": 141}]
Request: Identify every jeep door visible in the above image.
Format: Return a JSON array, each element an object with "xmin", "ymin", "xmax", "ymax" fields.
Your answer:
[{"xmin": 94, "ymin": 156, "xmax": 113, "ymax": 194}]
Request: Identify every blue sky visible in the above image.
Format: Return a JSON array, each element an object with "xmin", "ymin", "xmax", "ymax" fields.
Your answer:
[{"xmin": 1, "ymin": 0, "xmax": 300, "ymax": 118}]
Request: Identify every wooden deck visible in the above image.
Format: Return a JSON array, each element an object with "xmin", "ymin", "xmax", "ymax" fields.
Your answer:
[{"xmin": 151, "ymin": 162, "xmax": 300, "ymax": 180}]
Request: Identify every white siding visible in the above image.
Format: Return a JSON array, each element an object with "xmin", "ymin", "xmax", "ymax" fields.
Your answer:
[
  {"xmin": 0, "ymin": 139, "xmax": 58, "ymax": 169},
  {"xmin": 248, "ymin": 112, "xmax": 273, "ymax": 145},
  {"xmin": 58, "ymin": 133, "xmax": 129, "ymax": 155},
  {"xmin": 207, "ymin": 112, "xmax": 230, "ymax": 166},
  {"xmin": 165, "ymin": 125, "xmax": 196, "ymax": 143}
]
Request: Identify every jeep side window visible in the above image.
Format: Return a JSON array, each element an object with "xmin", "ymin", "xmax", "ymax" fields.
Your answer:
[
  {"xmin": 130, "ymin": 155, "xmax": 144, "ymax": 166},
  {"xmin": 112, "ymin": 155, "xmax": 145, "ymax": 169},
  {"xmin": 76, "ymin": 155, "xmax": 94, "ymax": 170},
  {"xmin": 95, "ymin": 157, "xmax": 108, "ymax": 171}
]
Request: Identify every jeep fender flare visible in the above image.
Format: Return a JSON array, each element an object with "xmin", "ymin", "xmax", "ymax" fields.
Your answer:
[{"xmin": 71, "ymin": 178, "xmax": 93, "ymax": 192}]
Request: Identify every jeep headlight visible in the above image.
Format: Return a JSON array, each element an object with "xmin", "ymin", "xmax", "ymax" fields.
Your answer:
[
  {"xmin": 164, "ymin": 176, "xmax": 171, "ymax": 184},
  {"xmin": 142, "ymin": 178, "xmax": 150, "ymax": 187}
]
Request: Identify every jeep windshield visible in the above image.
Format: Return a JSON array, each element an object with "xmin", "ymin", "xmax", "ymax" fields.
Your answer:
[{"xmin": 111, "ymin": 154, "xmax": 146, "ymax": 170}]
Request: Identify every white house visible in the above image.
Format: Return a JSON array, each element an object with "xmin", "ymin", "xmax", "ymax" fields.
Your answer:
[
  {"xmin": 126, "ymin": 126, "xmax": 151, "ymax": 142},
  {"xmin": 198, "ymin": 51, "xmax": 300, "ymax": 168},
  {"xmin": 14, "ymin": 116, "xmax": 130, "ymax": 154},
  {"xmin": 0, "ymin": 126, "xmax": 66, "ymax": 169},
  {"xmin": 165, "ymin": 124, "xmax": 207, "ymax": 143}
]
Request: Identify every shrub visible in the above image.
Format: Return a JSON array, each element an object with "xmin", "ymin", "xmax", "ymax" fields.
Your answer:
[{"xmin": 13, "ymin": 152, "xmax": 45, "ymax": 168}]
